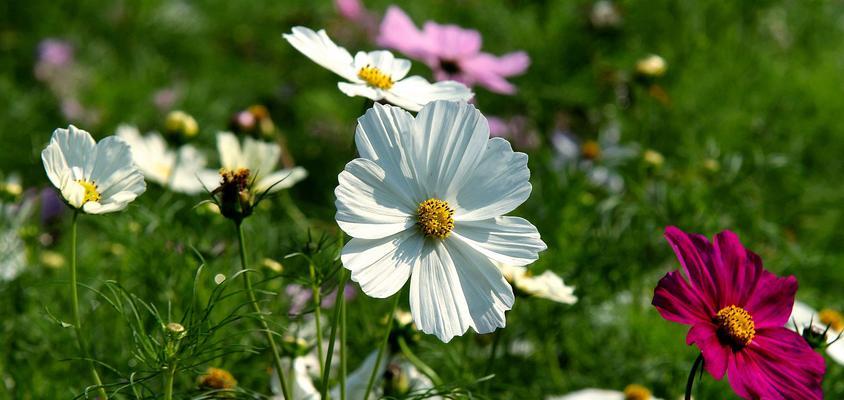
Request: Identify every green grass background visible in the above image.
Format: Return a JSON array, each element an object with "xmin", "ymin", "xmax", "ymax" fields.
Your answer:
[{"xmin": 1, "ymin": 0, "xmax": 844, "ymax": 398}]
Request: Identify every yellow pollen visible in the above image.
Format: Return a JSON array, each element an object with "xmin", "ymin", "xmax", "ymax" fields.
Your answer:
[
  {"xmin": 819, "ymin": 309, "xmax": 844, "ymax": 332},
  {"xmin": 581, "ymin": 140, "xmax": 601, "ymax": 160},
  {"xmin": 715, "ymin": 305, "xmax": 755, "ymax": 348},
  {"xmin": 623, "ymin": 384, "xmax": 652, "ymax": 400},
  {"xmin": 76, "ymin": 179, "xmax": 101, "ymax": 203},
  {"xmin": 358, "ymin": 65, "xmax": 394, "ymax": 89},
  {"xmin": 417, "ymin": 198, "xmax": 454, "ymax": 239}
]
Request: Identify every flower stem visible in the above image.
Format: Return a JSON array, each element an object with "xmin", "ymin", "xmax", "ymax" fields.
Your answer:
[
  {"xmin": 309, "ymin": 262, "xmax": 325, "ymax": 378},
  {"xmin": 163, "ymin": 363, "xmax": 176, "ymax": 400},
  {"xmin": 685, "ymin": 353, "xmax": 704, "ymax": 400},
  {"xmin": 363, "ymin": 291, "xmax": 401, "ymax": 399},
  {"xmin": 234, "ymin": 222, "xmax": 292, "ymax": 400},
  {"xmin": 70, "ymin": 212, "xmax": 108, "ymax": 399},
  {"xmin": 340, "ymin": 270, "xmax": 348, "ymax": 400},
  {"xmin": 320, "ymin": 269, "xmax": 348, "ymax": 400},
  {"xmin": 397, "ymin": 336, "xmax": 442, "ymax": 385}
]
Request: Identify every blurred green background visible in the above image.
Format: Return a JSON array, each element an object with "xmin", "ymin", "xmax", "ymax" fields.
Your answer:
[{"xmin": 1, "ymin": 0, "xmax": 844, "ymax": 398}]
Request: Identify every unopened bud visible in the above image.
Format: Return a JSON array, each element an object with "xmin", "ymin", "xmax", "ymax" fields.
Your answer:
[
  {"xmin": 164, "ymin": 110, "xmax": 199, "ymax": 140},
  {"xmin": 636, "ymin": 55, "xmax": 667, "ymax": 78}
]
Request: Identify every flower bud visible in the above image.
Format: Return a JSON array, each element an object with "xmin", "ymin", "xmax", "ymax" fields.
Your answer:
[
  {"xmin": 636, "ymin": 54, "xmax": 667, "ymax": 78},
  {"xmin": 164, "ymin": 110, "xmax": 199, "ymax": 141},
  {"xmin": 643, "ymin": 149, "xmax": 664, "ymax": 167}
]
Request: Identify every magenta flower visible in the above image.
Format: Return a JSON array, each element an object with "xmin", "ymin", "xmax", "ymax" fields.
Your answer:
[
  {"xmin": 653, "ymin": 226, "xmax": 825, "ymax": 399},
  {"xmin": 377, "ymin": 6, "xmax": 530, "ymax": 95}
]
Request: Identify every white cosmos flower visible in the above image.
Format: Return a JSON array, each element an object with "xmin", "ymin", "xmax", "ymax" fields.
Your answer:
[
  {"xmin": 200, "ymin": 132, "xmax": 307, "ymax": 193},
  {"xmin": 789, "ymin": 300, "xmax": 844, "ymax": 365},
  {"xmin": 547, "ymin": 385, "xmax": 662, "ymax": 400},
  {"xmin": 497, "ymin": 262, "xmax": 577, "ymax": 304},
  {"xmin": 283, "ymin": 26, "xmax": 473, "ymax": 112},
  {"xmin": 116, "ymin": 125, "xmax": 208, "ymax": 194},
  {"xmin": 335, "ymin": 101, "xmax": 546, "ymax": 342},
  {"xmin": 41, "ymin": 125, "xmax": 146, "ymax": 214}
]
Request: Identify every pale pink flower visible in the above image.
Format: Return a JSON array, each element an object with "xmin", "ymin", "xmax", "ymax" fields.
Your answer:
[{"xmin": 377, "ymin": 6, "xmax": 530, "ymax": 95}]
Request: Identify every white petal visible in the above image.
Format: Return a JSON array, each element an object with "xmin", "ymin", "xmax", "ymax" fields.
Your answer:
[
  {"xmin": 546, "ymin": 389, "xmax": 625, "ymax": 400},
  {"xmin": 451, "ymin": 137, "xmax": 531, "ymax": 221},
  {"xmin": 384, "ymin": 77, "xmax": 473, "ymax": 111},
  {"xmin": 82, "ymin": 201, "xmax": 125, "ymax": 214},
  {"xmin": 41, "ymin": 125, "xmax": 96, "ymax": 189},
  {"xmin": 257, "ymin": 167, "xmax": 308, "ymax": 193},
  {"xmin": 827, "ymin": 339, "xmax": 844, "ymax": 366},
  {"xmin": 197, "ymin": 169, "xmax": 223, "ymax": 192},
  {"xmin": 42, "ymin": 136, "xmax": 70, "ymax": 191},
  {"xmin": 242, "ymin": 137, "xmax": 281, "ymax": 181},
  {"xmin": 365, "ymin": 50, "xmax": 410, "ymax": 81},
  {"xmin": 335, "ymin": 158, "xmax": 415, "ymax": 239},
  {"xmin": 409, "ymin": 101, "xmax": 489, "ymax": 197},
  {"xmin": 116, "ymin": 125, "xmax": 174, "ymax": 185},
  {"xmin": 59, "ymin": 173, "xmax": 85, "ymax": 209},
  {"xmin": 789, "ymin": 300, "xmax": 821, "ymax": 332},
  {"xmin": 283, "ymin": 26, "xmax": 359, "ymax": 82},
  {"xmin": 452, "ymin": 216, "xmax": 546, "ymax": 266},
  {"xmin": 330, "ymin": 350, "xmax": 387, "ymax": 400},
  {"xmin": 409, "ymin": 239, "xmax": 513, "ymax": 342},
  {"xmin": 169, "ymin": 145, "xmax": 209, "ymax": 194},
  {"xmin": 338, "ymin": 82, "xmax": 381, "ymax": 101},
  {"xmin": 354, "ymin": 103, "xmax": 426, "ymax": 201},
  {"xmin": 217, "ymin": 132, "xmax": 243, "ymax": 170},
  {"xmin": 341, "ymin": 230, "xmax": 422, "ymax": 298},
  {"xmin": 516, "ymin": 270, "xmax": 577, "ymax": 304},
  {"xmin": 88, "ymin": 136, "xmax": 145, "ymax": 196}
]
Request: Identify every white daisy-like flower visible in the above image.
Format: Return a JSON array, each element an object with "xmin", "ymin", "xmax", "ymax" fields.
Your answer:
[
  {"xmin": 0, "ymin": 194, "xmax": 34, "ymax": 282},
  {"xmin": 547, "ymin": 385, "xmax": 662, "ymax": 400},
  {"xmin": 335, "ymin": 101, "xmax": 546, "ymax": 342},
  {"xmin": 41, "ymin": 125, "xmax": 146, "ymax": 214},
  {"xmin": 283, "ymin": 26, "xmax": 473, "ymax": 112},
  {"xmin": 789, "ymin": 300, "xmax": 844, "ymax": 365},
  {"xmin": 116, "ymin": 125, "xmax": 208, "ymax": 194},
  {"xmin": 270, "ymin": 358, "xmax": 320, "ymax": 400},
  {"xmin": 200, "ymin": 132, "xmax": 307, "ymax": 193},
  {"xmin": 552, "ymin": 120, "xmax": 638, "ymax": 193},
  {"xmin": 497, "ymin": 262, "xmax": 577, "ymax": 304}
]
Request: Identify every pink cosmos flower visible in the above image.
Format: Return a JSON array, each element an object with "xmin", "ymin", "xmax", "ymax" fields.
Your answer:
[
  {"xmin": 377, "ymin": 6, "xmax": 529, "ymax": 95},
  {"xmin": 652, "ymin": 226, "xmax": 825, "ymax": 399}
]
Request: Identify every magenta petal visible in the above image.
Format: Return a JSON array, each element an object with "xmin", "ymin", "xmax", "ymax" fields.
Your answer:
[
  {"xmin": 664, "ymin": 226, "xmax": 719, "ymax": 307},
  {"xmin": 377, "ymin": 6, "xmax": 432, "ymax": 61},
  {"xmin": 489, "ymin": 51, "xmax": 530, "ymax": 75},
  {"xmin": 744, "ymin": 271, "xmax": 797, "ymax": 328},
  {"xmin": 713, "ymin": 230, "xmax": 761, "ymax": 307},
  {"xmin": 686, "ymin": 323, "xmax": 729, "ymax": 379},
  {"xmin": 421, "ymin": 22, "xmax": 482, "ymax": 59},
  {"xmin": 652, "ymin": 270, "xmax": 714, "ymax": 325}
]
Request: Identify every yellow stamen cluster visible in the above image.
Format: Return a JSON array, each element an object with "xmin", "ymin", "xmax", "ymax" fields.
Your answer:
[
  {"xmin": 581, "ymin": 140, "xmax": 602, "ymax": 160},
  {"xmin": 715, "ymin": 305, "xmax": 756, "ymax": 348},
  {"xmin": 623, "ymin": 384, "xmax": 652, "ymax": 400},
  {"xmin": 417, "ymin": 198, "xmax": 454, "ymax": 239},
  {"xmin": 76, "ymin": 179, "xmax": 101, "ymax": 203},
  {"xmin": 219, "ymin": 167, "xmax": 251, "ymax": 191},
  {"xmin": 820, "ymin": 309, "xmax": 844, "ymax": 332},
  {"xmin": 197, "ymin": 367, "xmax": 237, "ymax": 390},
  {"xmin": 358, "ymin": 65, "xmax": 394, "ymax": 89}
]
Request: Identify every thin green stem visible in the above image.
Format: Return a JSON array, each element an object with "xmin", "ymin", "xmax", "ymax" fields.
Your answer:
[
  {"xmin": 309, "ymin": 262, "xmax": 325, "ymax": 378},
  {"xmin": 235, "ymin": 222, "xmax": 292, "ymax": 400},
  {"xmin": 397, "ymin": 336, "xmax": 442, "ymax": 385},
  {"xmin": 320, "ymin": 269, "xmax": 348, "ymax": 400},
  {"xmin": 163, "ymin": 363, "xmax": 176, "ymax": 400},
  {"xmin": 685, "ymin": 353, "xmax": 704, "ymax": 400},
  {"xmin": 70, "ymin": 212, "xmax": 108, "ymax": 399},
  {"xmin": 340, "ymin": 270, "xmax": 347, "ymax": 400},
  {"xmin": 363, "ymin": 292, "xmax": 401, "ymax": 400}
]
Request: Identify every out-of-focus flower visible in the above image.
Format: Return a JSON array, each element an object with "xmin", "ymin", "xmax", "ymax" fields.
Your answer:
[
  {"xmin": 0, "ymin": 193, "xmax": 34, "ymax": 281},
  {"xmin": 229, "ymin": 105, "xmax": 276, "ymax": 140},
  {"xmin": 590, "ymin": 1, "xmax": 623, "ymax": 30},
  {"xmin": 335, "ymin": 0, "xmax": 379, "ymax": 36},
  {"xmin": 34, "ymin": 39, "xmax": 74, "ymax": 82},
  {"xmin": 40, "ymin": 250, "xmax": 65, "ymax": 269},
  {"xmin": 330, "ymin": 351, "xmax": 438, "ymax": 400},
  {"xmin": 377, "ymin": 6, "xmax": 530, "ymax": 95},
  {"xmin": 703, "ymin": 158, "xmax": 720, "ymax": 172},
  {"xmin": 152, "ymin": 87, "xmax": 181, "ymax": 112},
  {"xmin": 652, "ymin": 226, "xmax": 825, "ymax": 399},
  {"xmin": 270, "ymin": 358, "xmax": 320, "ymax": 400},
  {"xmin": 635, "ymin": 54, "xmax": 667, "ymax": 78},
  {"xmin": 117, "ymin": 125, "xmax": 209, "ymax": 194},
  {"xmin": 163, "ymin": 110, "xmax": 199, "ymax": 141},
  {"xmin": 497, "ymin": 263, "xmax": 577, "ymax": 304},
  {"xmin": 286, "ymin": 283, "xmax": 357, "ymax": 316},
  {"xmin": 197, "ymin": 367, "xmax": 237, "ymax": 390},
  {"xmin": 547, "ymin": 384, "xmax": 661, "ymax": 400},
  {"xmin": 488, "ymin": 116, "xmax": 541, "ymax": 150},
  {"xmin": 643, "ymin": 149, "xmax": 664, "ymax": 167},
  {"xmin": 41, "ymin": 125, "xmax": 146, "ymax": 214},
  {"xmin": 789, "ymin": 300, "xmax": 844, "ymax": 365},
  {"xmin": 552, "ymin": 120, "xmax": 638, "ymax": 193},
  {"xmin": 336, "ymin": 101, "xmax": 545, "ymax": 342},
  {"xmin": 39, "ymin": 188, "xmax": 65, "ymax": 224},
  {"xmin": 262, "ymin": 257, "xmax": 284, "ymax": 273},
  {"xmin": 284, "ymin": 26, "xmax": 473, "ymax": 112}
]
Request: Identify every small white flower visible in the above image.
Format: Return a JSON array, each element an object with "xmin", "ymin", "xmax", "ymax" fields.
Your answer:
[
  {"xmin": 497, "ymin": 263, "xmax": 577, "ymax": 304},
  {"xmin": 116, "ymin": 125, "xmax": 208, "ymax": 194},
  {"xmin": 552, "ymin": 121, "xmax": 638, "ymax": 193},
  {"xmin": 200, "ymin": 132, "xmax": 307, "ymax": 193},
  {"xmin": 789, "ymin": 300, "xmax": 844, "ymax": 365},
  {"xmin": 547, "ymin": 385, "xmax": 662, "ymax": 400},
  {"xmin": 283, "ymin": 26, "xmax": 473, "ymax": 112},
  {"xmin": 336, "ymin": 101, "xmax": 546, "ymax": 342},
  {"xmin": 41, "ymin": 125, "xmax": 146, "ymax": 214}
]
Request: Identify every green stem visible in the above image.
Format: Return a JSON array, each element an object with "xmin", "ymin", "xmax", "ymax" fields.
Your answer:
[
  {"xmin": 397, "ymin": 336, "xmax": 442, "ymax": 385},
  {"xmin": 280, "ymin": 192, "xmax": 309, "ymax": 232},
  {"xmin": 235, "ymin": 222, "xmax": 292, "ymax": 400},
  {"xmin": 685, "ymin": 353, "xmax": 704, "ymax": 400},
  {"xmin": 163, "ymin": 363, "xmax": 176, "ymax": 400},
  {"xmin": 340, "ymin": 270, "xmax": 347, "ymax": 400},
  {"xmin": 309, "ymin": 262, "xmax": 325, "ymax": 378},
  {"xmin": 362, "ymin": 292, "xmax": 401, "ymax": 400},
  {"xmin": 70, "ymin": 212, "xmax": 108, "ymax": 399},
  {"xmin": 320, "ymin": 269, "xmax": 348, "ymax": 400}
]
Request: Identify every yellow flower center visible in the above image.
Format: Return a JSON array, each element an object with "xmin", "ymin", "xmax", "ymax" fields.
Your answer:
[
  {"xmin": 76, "ymin": 179, "xmax": 101, "ymax": 203},
  {"xmin": 197, "ymin": 367, "xmax": 237, "ymax": 389},
  {"xmin": 715, "ymin": 305, "xmax": 755, "ymax": 348},
  {"xmin": 623, "ymin": 384, "xmax": 652, "ymax": 400},
  {"xmin": 417, "ymin": 198, "xmax": 454, "ymax": 239},
  {"xmin": 820, "ymin": 309, "xmax": 844, "ymax": 332},
  {"xmin": 358, "ymin": 65, "xmax": 394, "ymax": 89},
  {"xmin": 581, "ymin": 140, "xmax": 601, "ymax": 160}
]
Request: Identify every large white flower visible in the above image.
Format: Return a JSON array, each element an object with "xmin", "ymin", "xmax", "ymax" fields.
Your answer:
[
  {"xmin": 200, "ymin": 132, "xmax": 307, "ymax": 193},
  {"xmin": 41, "ymin": 125, "xmax": 146, "ymax": 214},
  {"xmin": 116, "ymin": 125, "xmax": 208, "ymax": 194},
  {"xmin": 789, "ymin": 300, "xmax": 844, "ymax": 365},
  {"xmin": 497, "ymin": 263, "xmax": 577, "ymax": 304},
  {"xmin": 283, "ymin": 27, "xmax": 473, "ymax": 112},
  {"xmin": 335, "ymin": 101, "xmax": 546, "ymax": 342}
]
